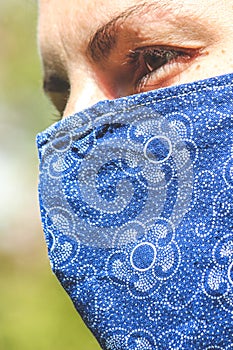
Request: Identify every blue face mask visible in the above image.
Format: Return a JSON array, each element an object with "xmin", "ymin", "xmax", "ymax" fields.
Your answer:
[{"xmin": 37, "ymin": 73, "xmax": 233, "ymax": 350}]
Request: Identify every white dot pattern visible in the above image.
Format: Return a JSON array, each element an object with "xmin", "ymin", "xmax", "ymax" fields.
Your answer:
[{"xmin": 37, "ymin": 73, "xmax": 233, "ymax": 349}]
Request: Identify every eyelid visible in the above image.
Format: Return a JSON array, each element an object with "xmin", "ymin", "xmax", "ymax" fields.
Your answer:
[
  {"xmin": 43, "ymin": 75, "xmax": 70, "ymax": 117},
  {"xmin": 126, "ymin": 46, "xmax": 200, "ymax": 65},
  {"xmin": 135, "ymin": 59, "xmax": 187, "ymax": 93},
  {"xmin": 125, "ymin": 45, "xmax": 201, "ymax": 93}
]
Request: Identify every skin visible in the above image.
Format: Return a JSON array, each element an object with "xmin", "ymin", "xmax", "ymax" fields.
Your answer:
[{"xmin": 38, "ymin": 0, "xmax": 233, "ymax": 118}]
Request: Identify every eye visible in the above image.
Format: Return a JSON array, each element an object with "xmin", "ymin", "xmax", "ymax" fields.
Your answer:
[
  {"xmin": 43, "ymin": 75, "xmax": 70, "ymax": 117},
  {"xmin": 125, "ymin": 46, "xmax": 200, "ymax": 94}
]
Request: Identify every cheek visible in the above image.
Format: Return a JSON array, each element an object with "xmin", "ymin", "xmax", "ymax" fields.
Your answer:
[{"xmin": 178, "ymin": 45, "xmax": 233, "ymax": 85}]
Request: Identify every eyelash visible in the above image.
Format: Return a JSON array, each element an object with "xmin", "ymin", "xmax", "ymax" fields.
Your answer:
[
  {"xmin": 125, "ymin": 46, "xmax": 199, "ymax": 93},
  {"xmin": 44, "ymin": 76, "xmax": 70, "ymax": 119}
]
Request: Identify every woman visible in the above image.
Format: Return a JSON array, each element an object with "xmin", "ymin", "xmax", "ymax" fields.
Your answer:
[{"xmin": 37, "ymin": 1, "xmax": 233, "ymax": 349}]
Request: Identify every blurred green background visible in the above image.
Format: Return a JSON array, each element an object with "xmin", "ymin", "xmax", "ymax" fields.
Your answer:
[{"xmin": 0, "ymin": 1, "xmax": 100, "ymax": 349}]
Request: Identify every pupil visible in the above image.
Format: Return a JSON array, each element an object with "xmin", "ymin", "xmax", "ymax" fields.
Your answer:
[{"xmin": 144, "ymin": 50, "xmax": 176, "ymax": 71}]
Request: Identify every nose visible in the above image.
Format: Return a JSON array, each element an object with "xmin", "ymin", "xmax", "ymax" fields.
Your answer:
[{"xmin": 63, "ymin": 75, "xmax": 109, "ymax": 117}]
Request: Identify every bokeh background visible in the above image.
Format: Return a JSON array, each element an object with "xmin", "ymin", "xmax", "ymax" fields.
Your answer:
[{"xmin": 0, "ymin": 1, "xmax": 100, "ymax": 349}]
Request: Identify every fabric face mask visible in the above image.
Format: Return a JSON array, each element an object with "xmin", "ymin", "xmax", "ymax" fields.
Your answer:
[{"xmin": 37, "ymin": 73, "xmax": 233, "ymax": 350}]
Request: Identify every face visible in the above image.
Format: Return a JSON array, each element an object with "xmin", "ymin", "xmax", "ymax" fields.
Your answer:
[{"xmin": 38, "ymin": 0, "xmax": 233, "ymax": 118}]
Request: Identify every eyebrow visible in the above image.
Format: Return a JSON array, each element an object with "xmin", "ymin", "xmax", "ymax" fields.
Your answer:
[{"xmin": 87, "ymin": 1, "xmax": 179, "ymax": 62}]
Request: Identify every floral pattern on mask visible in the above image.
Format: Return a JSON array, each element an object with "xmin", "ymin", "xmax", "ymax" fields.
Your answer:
[{"xmin": 37, "ymin": 73, "xmax": 233, "ymax": 349}]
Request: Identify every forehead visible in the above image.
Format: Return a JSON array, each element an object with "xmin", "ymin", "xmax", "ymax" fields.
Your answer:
[
  {"xmin": 38, "ymin": 0, "xmax": 141, "ymax": 76},
  {"xmin": 38, "ymin": 0, "xmax": 140, "ymax": 54},
  {"xmin": 39, "ymin": 0, "xmax": 194, "ymax": 53}
]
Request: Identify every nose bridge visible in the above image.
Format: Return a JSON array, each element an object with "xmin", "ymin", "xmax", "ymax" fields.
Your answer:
[{"xmin": 63, "ymin": 75, "xmax": 109, "ymax": 117}]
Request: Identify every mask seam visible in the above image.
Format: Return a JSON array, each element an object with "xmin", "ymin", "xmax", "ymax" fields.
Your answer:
[
  {"xmin": 38, "ymin": 82, "xmax": 233, "ymax": 143},
  {"xmin": 74, "ymin": 82, "xmax": 233, "ymax": 123},
  {"xmin": 114, "ymin": 83, "xmax": 233, "ymax": 114}
]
